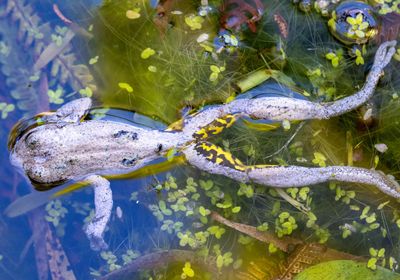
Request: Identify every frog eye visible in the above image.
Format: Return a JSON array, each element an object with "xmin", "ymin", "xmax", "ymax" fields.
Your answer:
[
  {"xmin": 8, "ymin": 118, "xmax": 37, "ymax": 150},
  {"xmin": 25, "ymin": 132, "xmax": 39, "ymax": 149}
]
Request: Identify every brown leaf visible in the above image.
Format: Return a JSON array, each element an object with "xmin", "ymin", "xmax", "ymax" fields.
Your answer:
[
  {"xmin": 220, "ymin": 0, "xmax": 264, "ymax": 32},
  {"xmin": 375, "ymin": 12, "xmax": 400, "ymax": 44},
  {"xmin": 45, "ymin": 226, "xmax": 77, "ymax": 280}
]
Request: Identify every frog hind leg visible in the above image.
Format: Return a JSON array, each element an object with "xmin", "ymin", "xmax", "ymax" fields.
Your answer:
[
  {"xmin": 184, "ymin": 142, "xmax": 400, "ymax": 199},
  {"xmin": 248, "ymin": 165, "xmax": 400, "ymax": 198},
  {"xmin": 83, "ymin": 175, "xmax": 113, "ymax": 251},
  {"xmin": 47, "ymin": 98, "xmax": 92, "ymax": 124},
  {"xmin": 192, "ymin": 114, "xmax": 238, "ymax": 140},
  {"xmin": 183, "ymin": 141, "xmax": 249, "ymax": 183}
]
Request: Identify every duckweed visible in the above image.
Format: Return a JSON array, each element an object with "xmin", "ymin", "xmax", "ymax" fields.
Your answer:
[
  {"xmin": 126, "ymin": 8, "xmax": 141, "ymax": 19},
  {"xmin": 181, "ymin": 262, "xmax": 195, "ymax": 278},
  {"xmin": 312, "ymin": 152, "xmax": 327, "ymax": 167},
  {"xmin": 140, "ymin": 48, "xmax": 156, "ymax": 59},
  {"xmin": 47, "ymin": 88, "xmax": 64, "ymax": 104},
  {"xmin": 184, "ymin": 15, "xmax": 204, "ymax": 30},
  {"xmin": 0, "ymin": 102, "xmax": 15, "ymax": 119},
  {"xmin": 79, "ymin": 86, "xmax": 93, "ymax": 97}
]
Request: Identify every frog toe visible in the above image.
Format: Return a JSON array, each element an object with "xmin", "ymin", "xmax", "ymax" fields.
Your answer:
[
  {"xmin": 53, "ymin": 98, "xmax": 92, "ymax": 123},
  {"xmin": 373, "ymin": 40, "xmax": 397, "ymax": 70},
  {"xmin": 88, "ymin": 234, "xmax": 109, "ymax": 251}
]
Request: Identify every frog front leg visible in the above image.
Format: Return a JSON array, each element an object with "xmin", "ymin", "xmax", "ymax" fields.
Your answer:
[
  {"xmin": 84, "ymin": 175, "xmax": 113, "ymax": 251},
  {"xmin": 45, "ymin": 98, "xmax": 92, "ymax": 125}
]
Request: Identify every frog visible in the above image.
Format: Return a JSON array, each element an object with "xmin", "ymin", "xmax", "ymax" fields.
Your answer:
[{"xmin": 8, "ymin": 40, "xmax": 399, "ymax": 251}]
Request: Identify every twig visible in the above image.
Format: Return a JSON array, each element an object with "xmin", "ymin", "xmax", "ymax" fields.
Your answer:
[
  {"xmin": 100, "ymin": 250, "xmax": 219, "ymax": 280},
  {"xmin": 211, "ymin": 211, "xmax": 302, "ymax": 252},
  {"xmin": 264, "ymin": 121, "xmax": 305, "ymax": 159}
]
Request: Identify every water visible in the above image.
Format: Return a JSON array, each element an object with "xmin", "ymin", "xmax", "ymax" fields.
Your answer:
[{"xmin": 0, "ymin": 0, "xmax": 400, "ymax": 279}]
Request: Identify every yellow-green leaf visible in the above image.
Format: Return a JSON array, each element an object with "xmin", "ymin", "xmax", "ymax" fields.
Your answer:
[
  {"xmin": 367, "ymin": 258, "xmax": 377, "ymax": 270},
  {"xmin": 355, "ymin": 30, "xmax": 365, "ymax": 38},
  {"xmin": 332, "ymin": 57, "xmax": 339, "ymax": 67},
  {"xmin": 126, "ymin": 8, "xmax": 141, "ymax": 19},
  {"xmin": 325, "ymin": 52, "xmax": 336, "ymax": 60},
  {"xmin": 377, "ymin": 201, "xmax": 389, "ymax": 210},
  {"xmin": 209, "ymin": 72, "xmax": 219, "ymax": 82},
  {"xmin": 359, "ymin": 21, "xmax": 369, "ymax": 30},
  {"xmin": 369, "ymin": 247, "xmax": 377, "ymax": 257},
  {"xmin": 232, "ymin": 206, "xmax": 241, "ymax": 213},
  {"xmin": 182, "ymin": 262, "xmax": 195, "ymax": 277},
  {"xmin": 356, "ymin": 56, "xmax": 364, "ymax": 65},
  {"xmin": 89, "ymin": 56, "xmax": 99, "ymax": 65},
  {"xmin": 210, "ymin": 65, "xmax": 220, "ymax": 73},
  {"xmin": 346, "ymin": 17, "xmax": 357, "ymax": 25},
  {"xmin": 140, "ymin": 48, "xmax": 155, "ymax": 59},
  {"xmin": 118, "ymin": 82, "xmax": 133, "ymax": 93},
  {"xmin": 148, "ymin": 65, "xmax": 157, "ymax": 72},
  {"xmin": 296, "ymin": 260, "xmax": 399, "ymax": 279},
  {"xmin": 355, "ymin": 13, "xmax": 363, "ymax": 24}
]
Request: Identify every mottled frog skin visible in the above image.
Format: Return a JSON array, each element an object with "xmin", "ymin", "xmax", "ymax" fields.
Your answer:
[
  {"xmin": 11, "ymin": 119, "xmax": 185, "ymax": 190},
  {"xmin": 8, "ymin": 40, "xmax": 399, "ymax": 251}
]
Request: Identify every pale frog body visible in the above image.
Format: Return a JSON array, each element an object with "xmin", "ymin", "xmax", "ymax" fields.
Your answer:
[{"xmin": 8, "ymin": 40, "xmax": 399, "ymax": 250}]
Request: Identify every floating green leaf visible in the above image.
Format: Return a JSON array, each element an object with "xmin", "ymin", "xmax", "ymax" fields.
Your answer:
[
  {"xmin": 79, "ymin": 86, "xmax": 93, "ymax": 97},
  {"xmin": 89, "ymin": 56, "xmax": 99, "ymax": 65},
  {"xmin": 118, "ymin": 82, "xmax": 133, "ymax": 93},
  {"xmin": 140, "ymin": 47, "xmax": 155, "ymax": 59},
  {"xmin": 294, "ymin": 260, "xmax": 400, "ymax": 280}
]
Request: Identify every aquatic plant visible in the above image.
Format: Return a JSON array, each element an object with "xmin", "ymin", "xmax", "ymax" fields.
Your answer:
[
  {"xmin": 327, "ymin": 2, "xmax": 378, "ymax": 45},
  {"xmin": 0, "ymin": 1, "xmax": 98, "ymax": 279},
  {"xmin": 219, "ymin": 0, "xmax": 265, "ymax": 32},
  {"xmin": 0, "ymin": 0, "xmax": 96, "ymax": 115}
]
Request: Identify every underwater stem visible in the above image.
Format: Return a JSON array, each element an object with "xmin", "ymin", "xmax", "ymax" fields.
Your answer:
[{"xmin": 100, "ymin": 250, "xmax": 219, "ymax": 280}]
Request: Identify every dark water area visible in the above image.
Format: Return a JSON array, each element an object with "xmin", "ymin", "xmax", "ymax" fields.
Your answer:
[{"xmin": 0, "ymin": 0, "xmax": 400, "ymax": 279}]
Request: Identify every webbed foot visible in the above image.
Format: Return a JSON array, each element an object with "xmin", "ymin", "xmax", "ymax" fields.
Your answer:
[
  {"xmin": 83, "ymin": 175, "xmax": 113, "ymax": 251},
  {"xmin": 372, "ymin": 40, "xmax": 397, "ymax": 71},
  {"xmin": 85, "ymin": 229, "xmax": 109, "ymax": 251}
]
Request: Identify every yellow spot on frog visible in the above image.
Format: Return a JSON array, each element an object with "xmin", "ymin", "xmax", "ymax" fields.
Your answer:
[
  {"xmin": 194, "ymin": 142, "xmax": 246, "ymax": 171},
  {"xmin": 126, "ymin": 8, "xmax": 141, "ymax": 19},
  {"xmin": 193, "ymin": 114, "xmax": 236, "ymax": 139},
  {"xmin": 118, "ymin": 82, "xmax": 133, "ymax": 93},
  {"xmin": 140, "ymin": 48, "xmax": 155, "ymax": 59}
]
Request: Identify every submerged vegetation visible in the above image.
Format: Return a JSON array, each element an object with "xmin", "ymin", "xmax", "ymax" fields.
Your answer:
[{"xmin": 1, "ymin": 0, "xmax": 400, "ymax": 279}]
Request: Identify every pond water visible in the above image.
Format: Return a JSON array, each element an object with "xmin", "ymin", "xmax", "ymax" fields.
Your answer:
[{"xmin": 0, "ymin": 0, "xmax": 400, "ymax": 279}]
